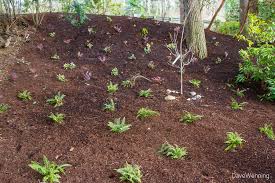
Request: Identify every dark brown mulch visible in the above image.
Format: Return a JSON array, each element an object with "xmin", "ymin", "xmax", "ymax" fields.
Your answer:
[{"xmin": 0, "ymin": 13, "xmax": 274, "ymax": 183}]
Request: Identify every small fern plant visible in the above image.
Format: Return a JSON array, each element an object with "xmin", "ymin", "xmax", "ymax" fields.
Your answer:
[
  {"xmin": 29, "ymin": 156, "xmax": 71, "ymax": 183},
  {"xmin": 231, "ymin": 98, "xmax": 246, "ymax": 110},
  {"xmin": 0, "ymin": 103, "xmax": 10, "ymax": 113},
  {"xmin": 107, "ymin": 82, "xmax": 118, "ymax": 93},
  {"xmin": 159, "ymin": 142, "xmax": 188, "ymax": 159},
  {"xmin": 17, "ymin": 90, "xmax": 32, "ymax": 101},
  {"xmin": 259, "ymin": 124, "xmax": 275, "ymax": 140},
  {"xmin": 47, "ymin": 92, "xmax": 65, "ymax": 107},
  {"xmin": 225, "ymin": 132, "xmax": 245, "ymax": 151},
  {"xmin": 108, "ymin": 117, "xmax": 131, "ymax": 133},
  {"xmin": 116, "ymin": 163, "xmax": 142, "ymax": 183},
  {"xmin": 180, "ymin": 112, "xmax": 203, "ymax": 124},
  {"xmin": 137, "ymin": 107, "xmax": 159, "ymax": 119},
  {"xmin": 139, "ymin": 89, "xmax": 153, "ymax": 98},
  {"xmin": 189, "ymin": 79, "xmax": 201, "ymax": 88},
  {"xmin": 48, "ymin": 113, "xmax": 65, "ymax": 124},
  {"xmin": 103, "ymin": 99, "xmax": 116, "ymax": 112}
]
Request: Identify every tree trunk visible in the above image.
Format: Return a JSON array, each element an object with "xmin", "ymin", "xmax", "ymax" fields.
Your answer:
[
  {"xmin": 183, "ymin": 0, "xmax": 207, "ymax": 59},
  {"xmin": 240, "ymin": 0, "xmax": 249, "ymax": 27},
  {"xmin": 249, "ymin": 0, "xmax": 258, "ymax": 14},
  {"xmin": 207, "ymin": 0, "xmax": 226, "ymax": 30}
]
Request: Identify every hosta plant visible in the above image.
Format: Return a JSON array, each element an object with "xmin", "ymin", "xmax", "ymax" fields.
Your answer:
[
  {"xmin": 259, "ymin": 124, "xmax": 275, "ymax": 140},
  {"xmin": 137, "ymin": 107, "xmax": 159, "ymax": 119},
  {"xmin": 48, "ymin": 113, "xmax": 65, "ymax": 124},
  {"xmin": 56, "ymin": 74, "xmax": 67, "ymax": 82},
  {"xmin": 29, "ymin": 156, "xmax": 71, "ymax": 183},
  {"xmin": 139, "ymin": 89, "xmax": 153, "ymax": 98},
  {"xmin": 17, "ymin": 90, "xmax": 32, "ymax": 101},
  {"xmin": 116, "ymin": 163, "xmax": 142, "ymax": 183},
  {"xmin": 180, "ymin": 112, "xmax": 203, "ymax": 124},
  {"xmin": 189, "ymin": 79, "xmax": 201, "ymax": 88},
  {"xmin": 159, "ymin": 142, "xmax": 188, "ymax": 159},
  {"xmin": 108, "ymin": 117, "xmax": 131, "ymax": 133},
  {"xmin": 63, "ymin": 62, "xmax": 76, "ymax": 70},
  {"xmin": 0, "ymin": 103, "xmax": 10, "ymax": 113},
  {"xmin": 103, "ymin": 99, "xmax": 116, "ymax": 112},
  {"xmin": 47, "ymin": 92, "xmax": 65, "ymax": 107},
  {"xmin": 225, "ymin": 132, "xmax": 245, "ymax": 151},
  {"xmin": 107, "ymin": 82, "xmax": 118, "ymax": 93}
]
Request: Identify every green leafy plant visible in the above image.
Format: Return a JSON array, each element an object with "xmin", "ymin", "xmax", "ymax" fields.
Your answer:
[
  {"xmin": 259, "ymin": 124, "xmax": 275, "ymax": 140},
  {"xmin": 103, "ymin": 99, "xmax": 116, "ymax": 112},
  {"xmin": 137, "ymin": 107, "xmax": 159, "ymax": 119},
  {"xmin": 51, "ymin": 54, "xmax": 60, "ymax": 60},
  {"xmin": 140, "ymin": 27, "xmax": 148, "ymax": 37},
  {"xmin": 121, "ymin": 80, "xmax": 133, "ymax": 88},
  {"xmin": 29, "ymin": 156, "xmax": 71, "ymax": 183},
  {"xmin": 103, "ymin": 46, "xmax": 112, "ymax": 53},
  {"xmin": 139, "ymin": 89, "xmax": 153, "ymax": 98},
  {"xmin": 56, "ymin": 74, "xmax": 67, "ymax": 82},
  {"xmin": 116, "ymin": 163, "xmax": 142, "ymax": 183},
  {"xmin": 111, "ymin": 67, "xmax": 119, "ymax": 76},
  {"xmin": 0, "ymin": 103, "xmax": 10, "ymax": 113},
  {"xmin": 63, "ymin": 62, "xmax": 76, "ymax": 70},
  {"xmin": 180, "ymin": 112, "xmax": 203, "ymax": 124},
  {"xmin": 47, "ymin": 92, "xmax": 65, "ymax": 107},
  {"xmin": 49, "ymin": 32, "xmax": 56, "ymax": 37},
  {"xmin": 88, "ymin": 27, "xmax": 96, "ymax": 34},
  {"xmin": 216, "ymin": 21, "xmax": 240, "ymax": 36},
  {"xmin": 86, "ymin": 40, "xmax": 93, "ymax": 49},
  {"xmin": 17, "ymin": 90, "xmax": 32, "ymax": 101},
  {"xmin": 108, "ymin": 117, "xmax": 131, "ymax": 133},
  {"xmin": 159, "ymin": 142, "xmax": 188, "ymax": 159},
  {"xmin": 225, "ymin": 132, "xmax": 245, "ymax": 151},
  {"xmin": 66, "ymin": 0, "xmax": 89, "ymax": 27},
  {"xmin": 107, "ymin": 82, "xmax": 118, "ymax": 93},
  {"xmin": 106, "ymin": 16, "xmax": 112, "ymax": 22},
  {"xmin": 231, "ymin": 98, "xmax": 246, "ymax": 110},
  {"xmin": 144, "ymin": 43, "xmax": 151, "ymax": 54},
  {"xmin": 189, "ymin": 79, "xmax": 201, "ymax": 88},
  {"xmin": 232, "ymin": 88, "xmax": 246, "ymax": 97},
  {"xmin": 147, "ymin": 61, "xmax": 155, "ymax": 69},
  {"xmin": 48, "ymin": 113, "xmax": 65, "ymax": 124},
  {"xmin": 128, "ymin": 53, "xmax": 136, "ymax": 60}
]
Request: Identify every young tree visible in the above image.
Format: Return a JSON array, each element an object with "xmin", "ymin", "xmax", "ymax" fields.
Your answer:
[{"xmin": 181, "ymin": 0, "xmax": 208, "ymax": 59}]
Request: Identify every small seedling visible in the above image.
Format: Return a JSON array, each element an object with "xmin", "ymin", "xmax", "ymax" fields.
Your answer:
[
  {"xmin": 144, "ymin": 43, "xmax": 151, "ymax": 54},
  {"xmin": 189, "ymin": 79, "xmax": 201, "ymax": 88},
  {"xmin": 147, "ymin": 61, "xmax": 155, "ymax": 69},
  {"xmin": 116, "ymin": 163, "xmax": 142, "ymax": 183},
  {"xmin": 47, "ymin": 92, "xmax": 65, "ymax": 107},
  {"xmin": 29, "ymin": 156, "xmax": 71, "ymax": 183},
  {"xmin": 103, "ymin": 46, "xmax": 112, "ymax": 53},
  {"xmin": 232, "ymin": 88, "xmax": 246, "ymax": 97},
  {"xmin": 139, "ymin": 89, "xmax": 153, "ymax": 98},
  {"xmin": 180, "ymin": 112, "xmax": 203, "ymax": 124},
  {"xmin": 63, "ymin": 62, "xmax": 76, "ymax": 70},
  {"xmin": 128, "ymin": 53, "xmax": 136, "ymax": 60},
  {"xmin": 225, "ymin": 132, "xmax": 245, "ymax": 151},
  {"xmin": 51, "ymin": 54, "xmax": 60, "ymax": 60},
  {"xmin": 88, "ymin": 27, "xmax": 96, "ymax": 34},
  {"xmin": 215, "ymin": 57, "xmax": 222, "ymax": 64},
  {"xmin": 111, "ymin": 67, "xmax": 119, "ymax": 76},
  {"xmin": 48, "ymin": 32, "xmax": 56, "ymax": 37},
  {"xmin": 121, "ymin": 80, "xmax": 133, "ymax": 88},
  {"xmin": 259, "ymin": 124, "xmax": 275, "ymax": 140},
  {"xmin": 107, "ymin": 82, "xmax": 118, "ymax": 93},
  {"xmin": 140, "ymin": 27, "xmax": 149, "ymax": 37},
  {"xmin": 113, "ymin": 25, "xmax": 122, "ymax": 33},
  {"xmin": 56, "ymin": 74, "xmax": 67, "ymax": 82},
  {"xmin": 48, "ymin": 113, "xmax": 65, "ymax": 124},
  {"xmin": 0, "ymin": 103, "xmax": 10, "ymax": 113},
  {"xmin": 17, "ymin": 90, "xmax": 32, "ymax": 101},
  {"xmin": 108, "ymin": 117, "xmax": 131, "ymax": 133},
  {"xmin": 166, "ymin": 43, "xmax": 176, "ymax": 50},
  {"xmin": 231, "ymin": 98, "xmax": 246, "ymax": 110},
  {"xmin": 86, "ymin": 40, "xmax": 93, "ymax": 49},
  {"xmin": 106, "ymin": 16, "xmax": 112, "ymax": 22},
  {"xmin": 137, "ymin": 107, "xmax": 159, "ymax": 119},
  {"xmin": 159, "ymin": 142, "xmax": 188, "ymax": 159},
  {"xmin": 103, "ymin": 99, "xmax": 116, "ymax": 112}
]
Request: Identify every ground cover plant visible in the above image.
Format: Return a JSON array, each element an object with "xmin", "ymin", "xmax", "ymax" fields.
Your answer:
[
  {"xmin": 48, "ymin": 113, "xmax": 65, "ymax": 124},
  {"xmin": 259, "ymin": 124, "xmax": 275, "ymax": 140},
  {"xmin": 17, "ymin": 90, "xmax": 32, "ymax": 101},
  {"xmin": 0, "ymin": 103, "xmax": 10, "ymax": 113},
  {"xmin": 224, "ymin": 132, "xmax": 245, "ymax": 151},
  {"xmin": 47, "ymin": 92, "xmax": 65, "ymax": 107},
  {"xmin": 108, "ymin": 117, "xmax": 131, "ymax": 133},
  {"xmin": 180, "ymin": 112, "xmax": 203, "ymax": 124},
  {"xmin": 136, "ymin": 107, "xmax": 159, "ymax": 119},
  {"xmin": 159, "ymin": 142, "xmax": 188, "ymax": 159},
  {"xmin": 116, "ymin": 163, "xmax": 142, "ymax": 183}
]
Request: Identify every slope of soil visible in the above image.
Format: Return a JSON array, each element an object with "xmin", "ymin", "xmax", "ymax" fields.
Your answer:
[{"xmin": 0, "ymin": 14, "xmax": 274, "ymax": 183}]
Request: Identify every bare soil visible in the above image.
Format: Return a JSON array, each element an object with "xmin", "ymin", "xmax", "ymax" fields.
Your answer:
[{"xmin": 0, "ymin": 13, "xmax": 274, "ymax": 183}]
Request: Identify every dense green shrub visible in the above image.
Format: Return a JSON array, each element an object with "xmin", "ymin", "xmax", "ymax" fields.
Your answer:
[
  {"xmin": 66, "ymin": 0, "xmax": 89, "ymax": 27},
  {"xmin": 216, "ymin": 21, "xmax": 239, "ymax": 36},
  {"xmin": 224, "ymin": 0, "xmax": 239, "ymax": 21}
]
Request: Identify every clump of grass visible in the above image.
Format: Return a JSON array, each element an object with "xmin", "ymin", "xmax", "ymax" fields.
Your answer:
[
  {"xmin": 0, "ymin": 103, "xmax": 10, "ymax": 113},
  {"xmin": 48, "ymin": 113, "xmax": 65, "ymax": 124},
  {"xmin": 224, "ymin": 132, "xmax": 245, "ymax": 151},
  {"xmin": 56, "ymin": 74, "xmax": 67, "ymax": 82},
  {"xmin": 189, "ymin": 79, "xmax": 201, "ymax": 88},
  {"xmin": 121, "ymin": 80, "xmax": 133, "ymax": 88},
  {"xmin": 180, "ymin": 112, "xmax": 203, "ymax": 124},
  {"xmin": 159, "ymin": 142, "xmax": 188, "ymax": 159},
  {"xmin": 47, "ymin": 92, "xmax": 65, "ymax": 107},
  {"xmin": 231, "ymin": 98, "xmax": 246, "ymax": 110},
  {"xmin": 29, "ymin": 156, "xmax": 71, "ymax": 183},
  {"xmin": 111, "ymin": 67, "xmax": 119, "ymax": 76},
  {"xmin": 17, "ymin": 90, "xmax": 32, "ymax": 101},
  {"xmin": 139, "ymin": 89, "xmax": 153, "ymax": 98},
  {"xmin": 103, "ymin": 99, "xmax": 116, "ymax": 112},
  {"xmin": 108, "ymin": 117, "xmax": 131, "ymax": 133},
  {"xmin": 259, "ymin": 124, "xmax": 275, "ymax": 140},
  {"xmin": 116, "ymin": 163, "xmax": 142, "ymax": 183},
  {"xmin": 137, "ymin": 107, "xmax": 159, "ymax": 119},
  {"xmin": 107, "ymin": 82, "xmax": 118, "ymax": 93},
  {"xmin": 63, "ymin": 62, "xmax": 76, "ymax": 70}
]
